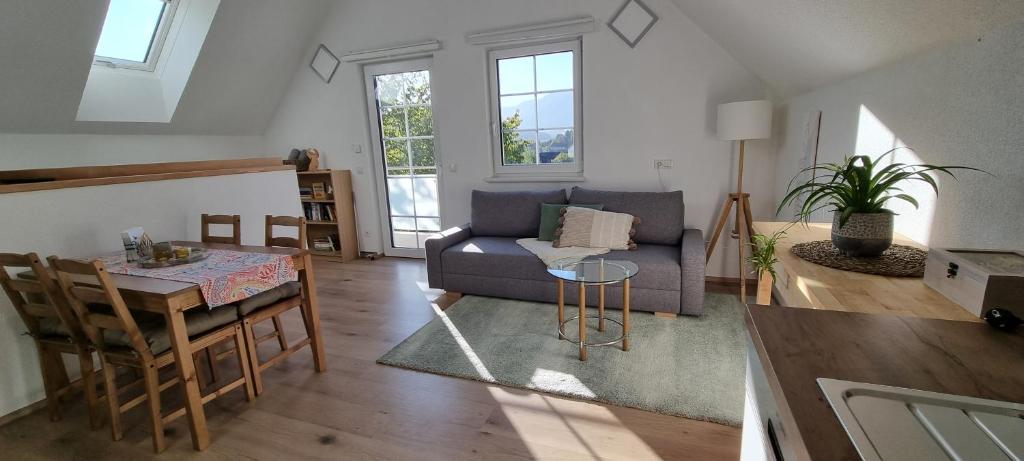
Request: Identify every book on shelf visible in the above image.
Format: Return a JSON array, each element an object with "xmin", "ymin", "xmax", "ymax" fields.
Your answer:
[
  {"xmin": 311, "ymin": 182, "xmax": 327, "ymax": 200},
  {"xmin": 312, "ymin": 233, "xmax": 339, "ymax": 252},
  {"xmin": 302, "ymin": 202, "xmax": 337, "ymax": 222}
]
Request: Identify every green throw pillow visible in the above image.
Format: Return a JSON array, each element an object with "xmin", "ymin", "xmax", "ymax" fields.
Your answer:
[{"xmin": 538, "ymin": 203, "xmax": 603, "ymax": 241}]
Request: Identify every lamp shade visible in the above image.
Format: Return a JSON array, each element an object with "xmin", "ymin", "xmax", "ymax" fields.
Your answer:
[{"xmin": 717, "ymin": 100, "xmax": 772, "ymax": 141}]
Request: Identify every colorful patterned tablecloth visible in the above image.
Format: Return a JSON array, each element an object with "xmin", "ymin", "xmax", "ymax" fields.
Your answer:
[{"xmin": 99, "ymin": 249, "xmax": 298, "ymax": 308}]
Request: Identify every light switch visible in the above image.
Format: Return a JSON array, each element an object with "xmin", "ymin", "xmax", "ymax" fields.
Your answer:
[
  {"xmin": 351, "ymin": 144, "xmax": 362, "ymax": 154},
  {"xmin": 448, "ymin": 162, "xmax": 457, "ymax": 173}
]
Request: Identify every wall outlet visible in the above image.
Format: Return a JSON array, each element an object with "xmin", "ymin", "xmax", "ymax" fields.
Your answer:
[
  {"xmin": 350, "ymin": 143, "xmax": 363, "ymax": 154},
  {"xmin": 655, "ymin": 159, "xmax": 673, "ymax": 169}
]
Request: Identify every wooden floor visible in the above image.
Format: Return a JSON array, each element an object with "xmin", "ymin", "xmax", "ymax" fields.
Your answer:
[{"xmin": 0, "ymin": 257, "xmax": 741, "ymax": 460}]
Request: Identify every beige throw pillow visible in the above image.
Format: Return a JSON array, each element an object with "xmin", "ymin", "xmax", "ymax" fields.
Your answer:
[{"xmin": 553, "ymin": 207, "xmax": 639, "ymax": 250}]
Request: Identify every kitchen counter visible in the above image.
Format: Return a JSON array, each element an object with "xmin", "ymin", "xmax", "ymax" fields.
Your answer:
[
  {"xmin": 751, "ymin": 221, "xmax": 977, "ymax": 322},
  {"xmin": 743, "ymin": 304, "xmax": 1024, "ymax": 460}
]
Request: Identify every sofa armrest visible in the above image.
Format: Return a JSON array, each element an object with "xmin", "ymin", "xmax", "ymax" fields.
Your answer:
[
  {"xmin": 425, "ymin": 224, "xmax": 473, "ymax": 289},
  {"xmin": 679, "ymin": 228, "xmax": 706, "ymax": 316}
]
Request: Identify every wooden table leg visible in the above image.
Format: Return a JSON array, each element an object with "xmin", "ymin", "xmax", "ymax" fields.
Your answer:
[
  {"xmin": 623, "ymin": 279, "xmax": 630, "ymax": 351},
  {"xmin": 578, "ymin": 283, "xmax": 587, "ymax": 361},
  {"xmin": 166, "ymin": 307, "xmax": 209, "ymax": 451},
  {"xmin": 557, "ymin": 279, "xmax": 564, "ymax": 339},
  {"xmin": 598, "ymin": 284, "xmax": 606, "ymax": 332},
  {"xmin": 299, "ymin": 253, "xmax": 326, "ymax": 372}
]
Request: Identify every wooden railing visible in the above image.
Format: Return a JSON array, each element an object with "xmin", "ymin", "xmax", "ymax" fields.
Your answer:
[{"xmin": 0, "ymin": 158, "xmax": 292, "ymax": 194}]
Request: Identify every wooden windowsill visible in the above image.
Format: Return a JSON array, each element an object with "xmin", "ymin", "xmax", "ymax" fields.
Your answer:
[{"xmin": 0, "ymin": 158, "xmax": 292, "ymax": 194}]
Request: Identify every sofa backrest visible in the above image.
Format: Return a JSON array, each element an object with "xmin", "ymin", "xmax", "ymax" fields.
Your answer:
[
  {"xmin": 471, "ymin": 189, "xmax": 567, "ymax": 237},
  {"xmin": 569, "ymin": 187, "xmax": 684, "ymax": 245}
]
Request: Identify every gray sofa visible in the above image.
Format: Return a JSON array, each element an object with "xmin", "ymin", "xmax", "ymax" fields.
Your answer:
[{"xmin": 425, "ymin": 187, "xmax": 706, "ymax": 316}]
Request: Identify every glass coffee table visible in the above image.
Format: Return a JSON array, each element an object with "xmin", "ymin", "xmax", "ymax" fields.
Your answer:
[{"xmin": 547, "ymin": 258, "xmax": 639, "ymax": 361}]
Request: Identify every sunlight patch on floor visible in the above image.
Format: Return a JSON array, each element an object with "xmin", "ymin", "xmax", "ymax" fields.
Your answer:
[
  {"xmin": 529, "ymin": 368, "xmax": 597, "ymax": 399},
  {"xmin": 429, "ymin": 301, "xmax": 496, "ymax": 381},
  {"xmin": 415, "ymin": 275, "xmax": 661, "ymax": 459},
  {"xmin": 484, "ymin": 386, "xmax": 664, "ymax": 460}
]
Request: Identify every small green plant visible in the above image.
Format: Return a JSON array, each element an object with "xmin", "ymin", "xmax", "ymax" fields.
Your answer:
[
  {"xmin": 746, "ymin": 225, "xmax": 792, "ymax": 280},
  {"xmin": 777, "ymin": 148, "xmax": 983, "ymax": 227}
]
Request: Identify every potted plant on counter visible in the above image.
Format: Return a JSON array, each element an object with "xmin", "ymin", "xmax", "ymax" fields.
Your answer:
[
  {"xmin": 777, "ymin": 148, "xmax": 982, "ymax": 257},
  {"xmin": 747, "ymin": 226, "xmax": 789, "ymax": 305}
]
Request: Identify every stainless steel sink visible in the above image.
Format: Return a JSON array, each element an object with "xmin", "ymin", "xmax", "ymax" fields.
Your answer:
[{"xmin": 818, "ymin": 378, "xmax": 1024, "ymax": 461}]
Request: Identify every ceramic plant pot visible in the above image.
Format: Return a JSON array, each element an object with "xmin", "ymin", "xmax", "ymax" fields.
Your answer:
[{"xmin": 831, "ymin": 212, "xmax": 893, "ymax": 257}]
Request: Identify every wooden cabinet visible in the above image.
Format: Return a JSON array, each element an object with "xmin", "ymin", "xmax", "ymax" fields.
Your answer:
[{"xmin": 296, "ymin": 170, "xmax": 359, "ymax": 261}]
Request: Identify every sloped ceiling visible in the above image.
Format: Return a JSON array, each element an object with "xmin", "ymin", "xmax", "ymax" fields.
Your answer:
[
  {"xmin": 670, "ymin": 0, "xmax": 1024, "ymax": 100},
  {"xmin": 0, "ymin": 0, "xmax": 332, "ymax": 135}
]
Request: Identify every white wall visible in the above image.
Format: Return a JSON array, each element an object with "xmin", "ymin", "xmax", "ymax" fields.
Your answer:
[
  {"xmin": 266, "ymin": 0, "xmax": 772, "ymax": 277},
  {"xmin": 0, "ymin": 170, "xmax": 302, "ymax": 418},
  {"xmin": 773, "ymin": 19, "xmax": 1024, "ymax": 250},
  {"xmin": 0, "ymin": 134, "xmax": 266, "ymax": 170}
]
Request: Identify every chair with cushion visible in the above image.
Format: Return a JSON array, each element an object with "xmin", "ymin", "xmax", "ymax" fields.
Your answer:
[
  {"xmin": 0, "ymin": 252, "xmax": 102, "ymax": 429},
  {"xmin": 48, "ymin": 257, "xmax": 254, "ymax": 453},
  {"xmin": 236, "ymin": 215, "xmax": 308, "ymax": 396},
  {"xmin": 201, "ymin": 213, "xmax": 241, "ymax": 245}
]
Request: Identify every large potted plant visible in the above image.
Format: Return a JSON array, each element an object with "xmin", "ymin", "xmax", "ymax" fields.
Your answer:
[{"xmin": 777, "ymin": 148, "xmax": 980, "ymax": 257}]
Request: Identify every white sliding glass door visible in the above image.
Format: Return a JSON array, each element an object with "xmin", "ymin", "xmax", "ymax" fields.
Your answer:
[{"xmin": 365, "ymin": 59, "xmax": 441, "ymax": 258}]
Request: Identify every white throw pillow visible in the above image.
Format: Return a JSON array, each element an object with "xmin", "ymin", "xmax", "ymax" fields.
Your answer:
[{"xmin": 553, "ymin": 206, "xmax": 638, "ymax": 250}]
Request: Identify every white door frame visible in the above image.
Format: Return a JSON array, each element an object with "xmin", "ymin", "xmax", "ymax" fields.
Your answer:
[{"xmin": 363, "ymin": 58, "xmax": 443, "ymax": 259}]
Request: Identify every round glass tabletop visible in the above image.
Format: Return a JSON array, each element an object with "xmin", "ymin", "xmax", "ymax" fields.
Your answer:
[{"xmin": 546, "ymin": 258, "xmax": 639, "ymax": 284}]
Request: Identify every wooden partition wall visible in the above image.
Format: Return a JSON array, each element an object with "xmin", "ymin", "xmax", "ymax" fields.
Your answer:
[{"xmin": 0, "ymin": 158, "xmax": 292, "ymax": 194}]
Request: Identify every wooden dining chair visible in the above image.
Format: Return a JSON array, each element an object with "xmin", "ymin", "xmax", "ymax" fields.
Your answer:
[
  {"xmin": 200, "ymin": 214, "xmax": 241, "ymax": 245},
  {"xmin": 0, "ymin": 253, "xmax": 103, "ymax": 429},
  {"xmin": 48, "ymin": 256, "xmax": 255, "ymax": 453},
  {"xmin": 234, "ymin": 215, "xmax": 309, "ymax": 395}
]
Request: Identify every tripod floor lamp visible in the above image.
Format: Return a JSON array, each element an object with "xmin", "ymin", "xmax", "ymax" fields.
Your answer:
[{"xmin": 708, "ymin": 100, "xmax": 772, "ymax": 301}]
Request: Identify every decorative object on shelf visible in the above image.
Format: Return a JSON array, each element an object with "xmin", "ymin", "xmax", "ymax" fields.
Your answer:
[
  {"xmin": 924, "ymin": 248, "xmax": 1024, "ymax": 319},
  {"xmin": 790, "ymin": 240, "xmax": 927, "ymax": 277},
  {"xmin": 284, "ymin": 148, "xmax": 324, "ymax": 172},
  {"xmin": 311, "ymin": 182, "xmax": 327, "ymax": 200},
  {"xmin": 747, "ymin": 224, "xmax": 791, "ymax": 305},
  {"xmin": 608, "ymin": 0, "xmax": 658, "ymax": 48},
  {"xmin": 310, "ymin": 44, "xmax": 340, "ymax": 83},
  {"xmin": 709, "ymin": 99, "xmax": 772, "ymax": 301},
  {"xmin": 305, "ymin": 148, "xmax": 321, "ymax": 171},
  {"xmin": 778, "ymin": 148, "xmax": 984, "ymax": 257}
]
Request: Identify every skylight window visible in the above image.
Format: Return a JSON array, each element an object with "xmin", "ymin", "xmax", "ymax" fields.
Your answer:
[{"xmin": 94, "ymin": 0, "xmax": 177, "ymax": 70}]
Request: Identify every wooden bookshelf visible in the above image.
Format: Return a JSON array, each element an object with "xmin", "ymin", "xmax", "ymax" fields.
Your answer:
[{"xmin": 296, "ymin": 169, "xmax": 359, "ymax": 261}]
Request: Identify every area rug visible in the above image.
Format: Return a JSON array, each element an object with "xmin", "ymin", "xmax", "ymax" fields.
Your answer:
[{"xmin": 376, "ymin": 293, "xmax": 747, "ymax": 426}]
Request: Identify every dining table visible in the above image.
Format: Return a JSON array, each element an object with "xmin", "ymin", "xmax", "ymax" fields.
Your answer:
[{"xmin": 22, "ymin": 241, "xmax": 326, "ymax": 451}]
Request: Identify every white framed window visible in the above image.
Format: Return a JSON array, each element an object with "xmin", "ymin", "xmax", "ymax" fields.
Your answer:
[
  {"xmin": 93, "ymin": 0, "xmax": 179, "ymax": 71},
  {"xmin": 488, "ymin": 39, "xmax": 582, "ymax": 177}
]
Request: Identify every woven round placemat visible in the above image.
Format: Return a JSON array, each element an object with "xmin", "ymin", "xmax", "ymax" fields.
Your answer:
[{"xmin": 790, "ymin": 240, "xmax": 927, "ymax": 277}]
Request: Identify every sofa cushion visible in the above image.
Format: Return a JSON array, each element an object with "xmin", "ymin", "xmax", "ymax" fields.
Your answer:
[
  {"xmin": 569, "ymin": 187, "xmax": 684, "ymax": 245},
  {"xmin": 538, "ymin": 203, "xmax": 602, "ymax": 241},
  {"xmin": 591, "ymin": 245, "xmax": 681, "ymax": 291},
  {"xmin": 442, "ymin": 237, "xmax": 551, "ymax": 281},
  {"xmin": 471, "ymin": 189, "xmax": 566, "ymax": 237},
  {"xmin": 441, "ymin": 237, "xmax": 679, "ymax": 291}
]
